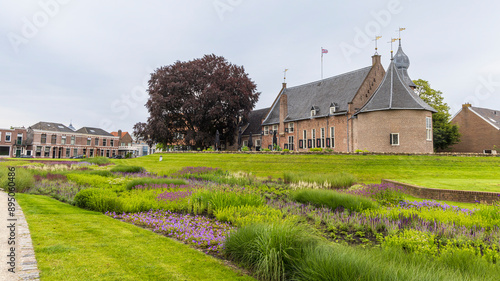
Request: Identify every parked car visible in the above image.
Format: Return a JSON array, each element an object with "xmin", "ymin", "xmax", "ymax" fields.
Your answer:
[{"xmin": 70, "ymin": 155, "xmax": 84, "ymax": 159}]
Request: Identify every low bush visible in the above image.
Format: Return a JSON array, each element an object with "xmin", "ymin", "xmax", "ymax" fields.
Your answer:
[
  {"xmin": 84, "ymin": 157, "xmax": 111, "ymax": 166},
  {"xmin": 284, "ymin": 172, "xmax": 356, "ymax": 189},
  {"xmin": 67, "ymin": 174, "xmax": 124, "ymax": 189},
  {"xmin": 309, "ymin": 148, "xmax": 322, "ymax": 152},
  {"xmin": 125, "ymin": 178, "xmax": 187, "ymax": 190},
  {"xmin": 214, "ymin": 205, "xmax": 288, "ymax": 227},
  {"xmin": 241, "ymin": 146, "xmax": 249, "ymax": 152},
  {"xmin": 110, "ymin": 165, "xmax": 145, "ymax": 173},
  {"xmin": 27, "ymin": 180, "xmax": 84, "ymax": 204},
  {"xmin": 291, "ymin": 189, "xmax": 379, "ymax": 212},
  {"xmin": 189, "ymin": 188, "xmax": 264, "ymax": 215},
  {"xmin": 224, "ymin": 222, "xmax": 319, "ymax": 281},
  {"xmin": 74, "ymin": 188, "xmax": 123, "ymax": 212}
]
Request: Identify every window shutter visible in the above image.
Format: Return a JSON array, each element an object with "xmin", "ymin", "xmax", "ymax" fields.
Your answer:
[
  {"xmin": 284, "ymin": 144, "xmax": 288, "ymax": 149},
  {"xmin": 390, "ymin": 134, "xmax": 393, "ymax": 145},
  {"xmin": 326, "ymin": 138, "xmax": 330, "ymax": 147},
  {"xmin": 299, "ymin": 140, "xmax": 303, "ymax": 149},
  {"xmin": 308, "ymin": 139, "xmax": 312, "ymax": 148}
]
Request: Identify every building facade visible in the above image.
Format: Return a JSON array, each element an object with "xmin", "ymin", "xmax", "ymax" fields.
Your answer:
[
  {"xmin": 258, "ymin": 41, "xmax": 436, "ymax": 153},
  {"xmin": 449, "ymin": 104, "xmax": 500, "ymax": 153},
  {"xmin": 0, "ymin": 127, "xmax": 30, "ymax": 158}
]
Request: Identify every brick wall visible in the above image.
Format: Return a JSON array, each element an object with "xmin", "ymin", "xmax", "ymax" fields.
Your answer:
[
  {"xmin": 450, "ymin": 105, "xmax": 500, "ymax": 153},
  {"xmin": 353, "ymin": 110, "xmax": 434, "ymax": 153},
  {"xmin": 382, "ymin": 179, "xmax": 500, "ymax": 204}
]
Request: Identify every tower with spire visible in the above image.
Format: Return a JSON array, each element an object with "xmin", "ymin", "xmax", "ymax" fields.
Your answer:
[{"xmin": 394, "ymin": 39, "xmax": 417, "ymax": 89}]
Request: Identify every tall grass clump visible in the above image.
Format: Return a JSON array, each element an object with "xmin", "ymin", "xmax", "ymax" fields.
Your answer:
[
  {"xmin": 291, "ymin": 243, "xmax": 488, "ymax": 281},
  {"xmin": 291, "ymin": 189, "xmax": 379, "ymax": 212},
  {"xmin": 284, "ymin": 172, "xmax": 356, "ymax": 189},
  {"xmin": 110, "ymin": 165, "xmax": 145, "ymax": 173},
  {"xmin": 74, "ymin": 188, "xmax": 123, "ymax": 212},
  {"xmin": 189, "ymin": 189, "xmax": 264, "ymax": 215},
  {"xmin": 224, "ymin": 222, "xmax": 319, "ymax": 281},
  {"xmin": 125, "ymin": 178, "xmax": 187, "ymax": 190},
  {"xmin": 84, "ymin": 157, "xmax": 111, "ymax": 166},
  {"xmin": 0, "ymin": 167, "xmax": 34, "ymax": 193}
]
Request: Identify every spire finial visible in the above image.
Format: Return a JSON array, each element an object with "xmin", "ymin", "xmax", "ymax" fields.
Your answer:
[
  {"xmin": 388, "ymin": 38, "xmax": 398, "ymax": 59},
  {"xmin": 397, "ymin": 27, "xmax": 406, "ymax": 45},
  {"xmin": 283, "ymin": 69, "xmax": 288, "ymax": 83},
  {"xmin": 373, "ymin": 36, "xmax": 382, "ymax": 55}
]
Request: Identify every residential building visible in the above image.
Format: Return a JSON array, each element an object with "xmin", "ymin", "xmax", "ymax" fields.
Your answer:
[
  {"xmin": 111, "ymin": 130, "xmax": 136, "ymax": 157},
  {"xmin": 449, "ymin": 104, "xmax": 500, "ymax": 153},
  {"xmin": 0, "ymin": 127, "xmax": 30, "ymax": 157}
]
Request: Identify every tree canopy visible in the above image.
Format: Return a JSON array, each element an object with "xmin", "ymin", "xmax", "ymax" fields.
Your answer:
[
  {"xmin": 413, "ymin": 79, "xmax": 460, "ymax": 151},
  {"xmin": 134, "ymin": 54, "xmax": 260, "ymax": 149}
]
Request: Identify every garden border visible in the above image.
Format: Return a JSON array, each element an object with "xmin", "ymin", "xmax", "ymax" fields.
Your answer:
[
  {"xmin": 382, "ymin": 179, "xmax": 500, "ymax": 204},
  {"xmin": 156, "ymin": 151, "xmax": 500, "ymax": 157}
]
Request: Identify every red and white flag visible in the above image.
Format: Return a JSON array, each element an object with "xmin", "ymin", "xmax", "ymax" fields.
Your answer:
[{"xmin": 322, "ymin": 48, "xmax": 328, "ymax": 54}]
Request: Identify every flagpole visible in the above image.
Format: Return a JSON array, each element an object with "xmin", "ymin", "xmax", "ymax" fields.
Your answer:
[{"xmin": 321, "ymin": 47, "xmax": 323, "ymax": 80}]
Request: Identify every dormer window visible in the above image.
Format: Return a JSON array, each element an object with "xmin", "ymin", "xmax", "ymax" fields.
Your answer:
[
  {"xmin": 330, "ymin": 103, "xmax": 338, "ymax": 115},
  {"xmin": 311, "ymin": 106, "xmax": 318, "ymax": 117}
]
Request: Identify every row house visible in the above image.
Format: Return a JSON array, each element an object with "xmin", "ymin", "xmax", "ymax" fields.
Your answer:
[
  {"xmin": 30, "ymin": 122, "xmax": 119, "ymax": 158},
  {"xmin": 259, "ymin": 40, "xmax": 436, "ymax": 153},
  {"xmin": 0, "ymin": 127, "xmax": 30, "ymax": 157}
]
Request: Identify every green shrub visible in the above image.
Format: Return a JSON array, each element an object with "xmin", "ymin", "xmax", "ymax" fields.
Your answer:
[
  {"xmin": 110, "ymin": 165, "xmax": 145, "ymax": 173},
  {"xmin": 189, "ymin": 189, "xmax": 264, "ymax": 215},
  {"xmin": 0, "ymin": 167, "xmax": 34, "ymax": 193},
  {"xmin": 224, "ymin": 222, "xmax": 319, "ymax": 281},
  {"xmin": 263, "ymin": 148, "xmax": 271, "ymax": 152},
  {"xmin": 125, "ymin": 178, "xmax": 187, "ymax": 190},
  {"xmin": 282, "ymin": 149, "xmax": 290, "ymax": 153},
  {"xmin": 84, "ymin": 157, "xmax": 111, "ymax": 165},
  {"xmin": 283, "ymin": 172, "xmax": 356, "ymax": 189},
  {"xmin": 354, "ymin": 149, "xmax": 370, "ymax": 153},
  {"xmin": 309, "ymin": 148, "xmax": 322, "ymax": 152},
  {"xmin": 291, "ymin": 189, "xmax": 379, "ymax": 212},
  {"xmin": 241, "ymin": 146, "xmax": 249, "ymax": 152},
  {"xmin": 74, "ymin": 188, "xmax": 123, "ymax": 212},
  {"xmin": 214, "ymin": 205, "xmax": 288, "ymax": 227},
  {"xmin": 67, "ymin": 174, "xmax": 123, "ymax": 189}
]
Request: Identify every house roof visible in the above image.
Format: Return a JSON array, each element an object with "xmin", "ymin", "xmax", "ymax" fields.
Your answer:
[
  {"xmin": 394, "ymin": 40, "xmax": 416, "ymax": 88},
  {"xmin": 75, "ymin": 127, "xmax": 114, "ymax": 136},
  {"xmin": 262, "ymin": 66, "xmax": 373, "ymax": 125},
  {"xmin": 30, "ymin": 122, "xmax": 75, "ymax": 133},
  {"xmin": 242, "ymin": 107, "xmax": 270, "ymax": 136},
  {"xmin": 469, "ymin": 106, "xmax": 500, "ymax": 130},
  {"xmin": 111, "ymin": 131, "xmax": 129, "ymax": 138},
  {"xmin": 357, "ymin": 60, "xmax": 436, "ymax": 114}
]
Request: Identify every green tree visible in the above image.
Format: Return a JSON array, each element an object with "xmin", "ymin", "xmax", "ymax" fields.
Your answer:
[{"xmin": 413, "ymin": 79, "xmax": 460, "ymax": 151}]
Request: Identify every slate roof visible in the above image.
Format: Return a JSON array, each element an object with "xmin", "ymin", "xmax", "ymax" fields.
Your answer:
[
  {"xmin": 242, "ymin": 107, "xmax": 270, "ymax": 135},
  {"xmin": 75, "ymin": 127, "xmax": 114, "ymax": 136},
  {"xmin": 469, "ymin": 106, "xmax": 500, "ymax": 130},
  {"xmin": 30, "ymin": 122, "xmax": 75, "ymax": 133},
  {"xmin": 357, "ymin": 60, "xmax": 436, "ymax": 114},
  {"xmin": 262, "ymin": 67, "xmax": 372, "ymax": 125}
]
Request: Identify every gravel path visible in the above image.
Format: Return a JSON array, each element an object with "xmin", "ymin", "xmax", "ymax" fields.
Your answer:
[{"xmin": 0, "ymin": 191, "xmax": 40, "ymax": 281}]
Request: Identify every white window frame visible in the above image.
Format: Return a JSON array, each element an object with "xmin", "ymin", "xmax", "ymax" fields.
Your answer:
[
  {"xmin": 87, "ymin": 137, "xmax": 92, "ymax": 146},
  {"xmin": 71, "ymin": 136, "xmax": 75, "ymax": 145},
  {"xmin": 264, "ymin": 126, "xmax": 269, "ymax": 135},
  {"xmin": 303, "ymin": 130, "xmax": 307, "ymax": 140},
  {"xmin": 330, "ymin": 127, "xmax": 335, "ymax": 148},
  {"xmin": 273, "ymin": 125, "xmax": 278, "ymax": 132},
  {"xmin": 330, "ymin": 106, "xmax": 336, "ymax": 115},
  {"xmin": 243, "ymin": 140, "xmax": 248, "ymax": 147},
  {"xmin": 426, "ymin": 117, "xmax": 432, "ymax": 141},
  {"xmin": 288, "ymin": 123, "xmax": 294, "ymax": 133},
  {"xmin": 255, "ymin": 139, "xmax": 261, "ymax": 147},
  {"xmin": 61, "ymin": 136, "xmax": 67, "ymax": 145},
  {"xmin": 311, "ymin": 109, "xmax": 315, "ymax": 117},
  {"xmin": 5, "ymin": 132, "xmax": 11, "ymax": 142},
  {"xmin": 311, "ymin": 129, "xmax": 316, "ymax": 148},
  {"xmin": 321, "ymin": 128, "xmax": 325, "ymax": 148},
  {"xmin": 390, "ymin": 133, "xmax": 400, "ymax": 146}
]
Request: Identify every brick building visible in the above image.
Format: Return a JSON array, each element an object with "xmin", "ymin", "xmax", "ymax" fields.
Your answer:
[
  {"xmin": 0, "ymin": 127, "xmax": 30, "ymax": 157},
  {"xmin": 259, "ymin": 41, "xmax": 436, "ymax": 153},
  {"xmin": 30, "ymin": 122, "xmax": 119, "ymax": 158},
  {"xmin": 449, "ymin": 104, "xmax": 500, "ymax": 153},
  {"xmin": 111, "ymin": 130, "xmax": 137, "ymax": 157}
]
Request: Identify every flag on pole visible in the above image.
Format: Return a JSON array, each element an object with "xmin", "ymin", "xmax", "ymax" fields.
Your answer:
[{"xmin": 322, "ymin": 48, "xmax": 329, "ymax": 54}]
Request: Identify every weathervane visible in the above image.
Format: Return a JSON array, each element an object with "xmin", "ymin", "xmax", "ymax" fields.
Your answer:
[
  {"xmin": 283, "ymin": 69, "xmax": 288, "ymax": 83},
  {"xmin": 388, "ymin": 38, "xmax": 398, "ymax": 58},
  {"xmin": 373, "ymin": 36, "xmax": 382, "ymax": 55},
  {"xmin": 397, "ymin": 27, "xmax": 406, "ymax": 41}
]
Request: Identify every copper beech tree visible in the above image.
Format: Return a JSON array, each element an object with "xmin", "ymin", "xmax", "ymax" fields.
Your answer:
[{"xmin": 134, "ymin": 54, "xmax": 260, "ymax": 149}]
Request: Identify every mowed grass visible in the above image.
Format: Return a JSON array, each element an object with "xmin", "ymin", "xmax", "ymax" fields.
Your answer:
[
  {"xmin": 117, "ymin": 153, "xmax": 500, "ymax": 192},
  {"xmin": 17, "ymin": 194, "xmax": 254, "ymax": 281}
]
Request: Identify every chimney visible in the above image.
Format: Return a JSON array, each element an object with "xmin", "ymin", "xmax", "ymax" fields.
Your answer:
[
  {"xmin": 118, "ymin": 129, "xmax": 122, "ymax": 143},
  {"xmin": 462, "ymin": 103, "xmax": 472, "ymax": 109},
  {"xmin": 372, "ymin": 55, "xmax": 381, "ymax": 66},
  {"xmin": 282, "ymin": 82, "xmax": 287, "ymax": 89},
  {"xmin": 279, "ymin": 94, "xmax": 288, "ymax": 135}
]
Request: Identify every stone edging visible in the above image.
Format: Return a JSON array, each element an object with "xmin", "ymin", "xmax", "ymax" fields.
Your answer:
[
  {"xmin": 156, "ymin": 151, "xmax": 500, "ymax": 157},
  {"xmin": 14, "ymin": 200, "xmax": 40, "ymax": 281},
  {"xmin": 382, "ymin": 179, "xmax": 500, "ymax": 204}
]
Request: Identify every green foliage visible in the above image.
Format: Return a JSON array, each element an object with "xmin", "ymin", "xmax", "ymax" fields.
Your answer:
[
  {"xmin": 189, "ymin": 188, "xmax": 264, "ymax": 215},
  {"xmin": 0, "ymin": 167, "xmax": 34, "ymax": 193},
  {"xmin": 414, "ymin": 79, "xmax": 461, "ymax": 151},
  {"xmin": 203, "ymin": 147, "xmax": 214, "ymax": 152},
  {"xmin": 214, "ymin": 205, "xmax": 289, "ymax": 227},
  {"xmin": 291, "ymin": 189, "xmax": 379, "ymax": 212},
  {"xmin": 241, "ymin": 146, "xmax": 249, "ymax": 152},
  {"xmin": 224, "ymin": 222, "xmax": 319, "ymax": 281},
  {"xmin": 67, "ymin": 174, "xmax": 124, "ymax": 189},
  {"xmin": 282, "ymin": 149, "xmax": 290, "ymax": 153},
  {"xmin": 84, "ymin": 157, "xmax": 111, "ymax": 165},
  {"xmin": 354, "ymin": 149, "xmax": 369, "ymax": 153},
  {"xmin": 309, "ymin": 148, "xmax": 322, "ymax": 152},
  {"xmin": 27, "ymin": 180, "xmax": 84, "ymax": 204},
  {"xmin": 74, "ymin": 188, "xmax": 123, "ymax": 212},
  {"xmin": 262, "ymin": 148, "xmax": 271, "ymax": 152},
  {"xmin": 283, "ymin": 172, "xmax": 356, "ymax": 189},
  {"xmin": 125, "ymin": 178, "xmax": 187, "ymax": 190},
  {"xmin": 110, "ymin": 165, "xmax": 145, "ymax": 173}
]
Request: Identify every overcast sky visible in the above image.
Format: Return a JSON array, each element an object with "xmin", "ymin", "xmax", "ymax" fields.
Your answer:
[{"xmin": 2, "ymin": 0, "xmax": 500, "ymax": 133}]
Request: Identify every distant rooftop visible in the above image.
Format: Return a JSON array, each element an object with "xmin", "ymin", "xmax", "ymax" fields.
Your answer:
[{"xmin": 30, "ymin": 122, "xmax": 74, "ymax": 133}]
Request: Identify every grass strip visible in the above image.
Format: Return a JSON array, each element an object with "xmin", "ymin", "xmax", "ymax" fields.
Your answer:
[{"xmin": 17, "ymin": 194, "xmax": 254, "ymax": 281}]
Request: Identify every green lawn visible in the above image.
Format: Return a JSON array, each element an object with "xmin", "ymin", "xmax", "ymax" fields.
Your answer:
[
  {"xmin": 118, "ymin": 153, "xmax": 500, "ymax": 192},
  {"xmin": 17, "ymin": 194, "xmax": 254, "ymax": 281}
]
